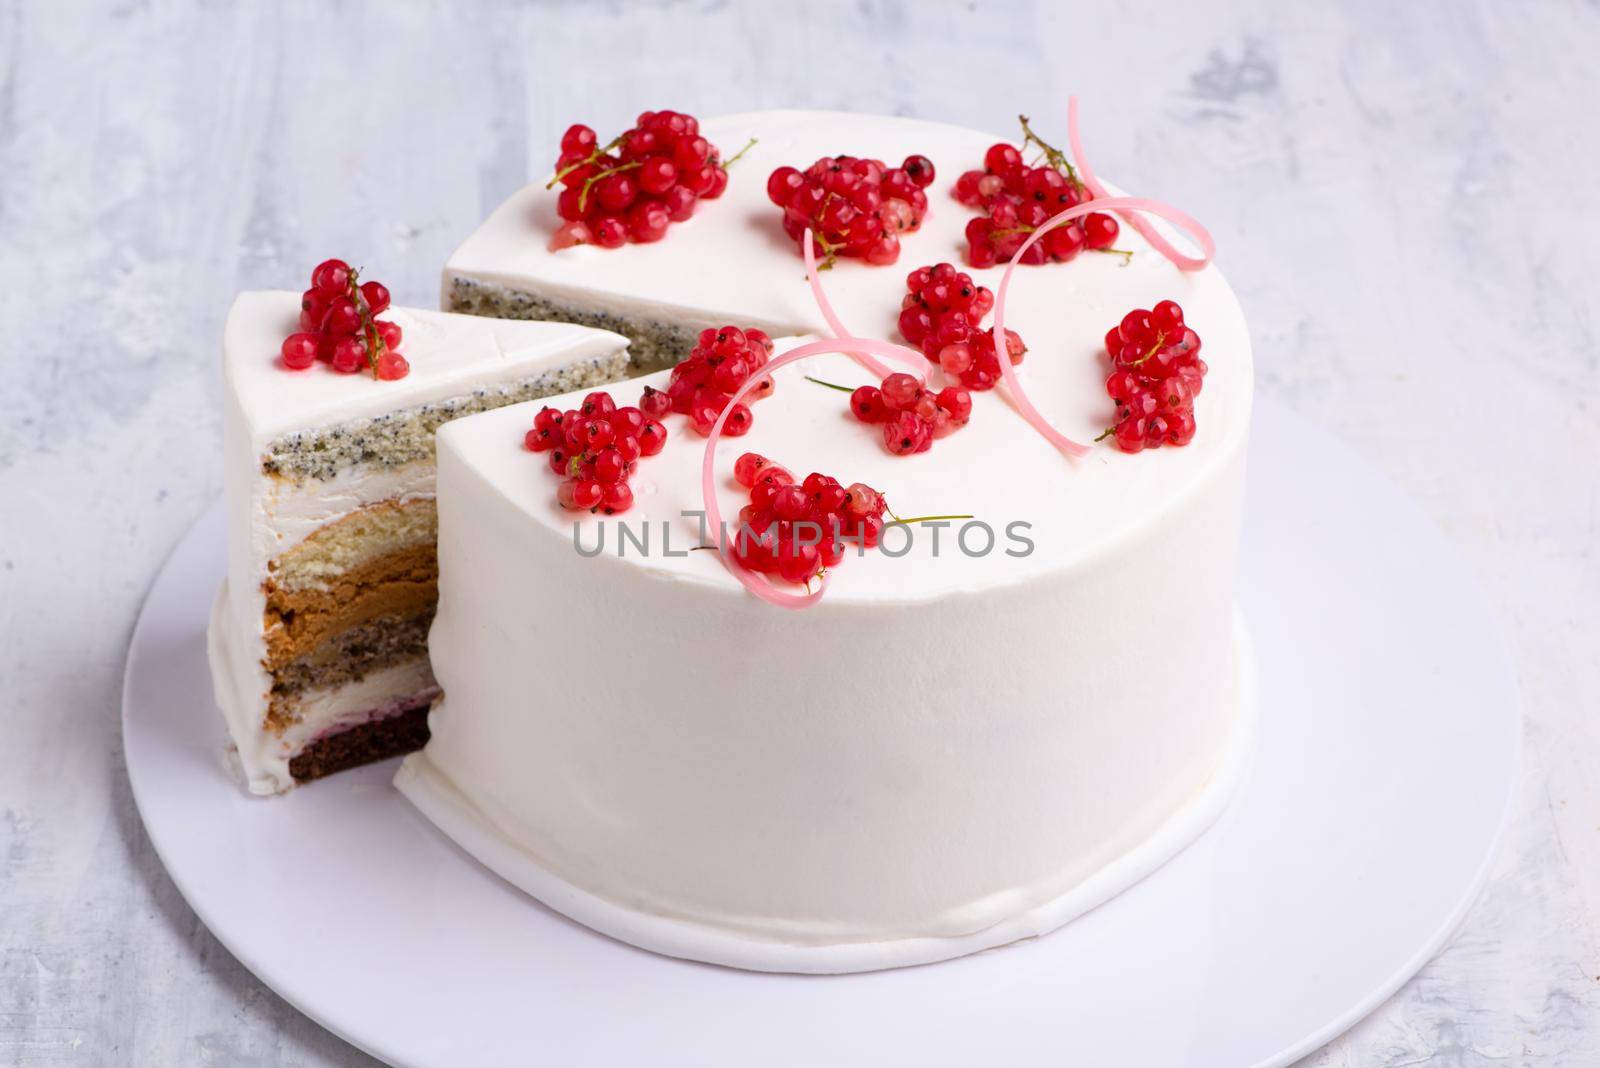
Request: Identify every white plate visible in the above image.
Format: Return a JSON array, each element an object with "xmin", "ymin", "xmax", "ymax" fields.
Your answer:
[{"xmin": 123, "ymin": 397, "xmax": 1520, "ymax": 1067}]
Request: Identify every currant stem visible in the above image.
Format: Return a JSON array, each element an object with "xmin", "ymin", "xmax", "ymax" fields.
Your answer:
[
  {"xmin": 722, "ymin": 137, "xmax": 758, "ymax": 168},
  {"xmin": 1094, "ymin": 426, "xmax": 1115, "ymax": 443},
  {"xmin": 803, "ymin": 375, "xmax": 856, "ymax": 393},
  {"xmin": 344, "ymin": 267, "xmax": 385, "ymax": 379},
  {"xmin": 1126, "ymin": 331, "xmax": 1168, "ymax": 369},
  {"xmin": 1017, "ymin": 114, "xmax": 1083, "ymax": 190},
  {"xmin": 1093, "ymin": 247, "xmax": 1135, "ymax": 265},
  {"xmin": 883, "ymin": 501, "xmax": 976, "ymax": 524},
  {"xmin": 545, "ymin": 134, "xmax": 625, "ymax": 189},
  {"xmin": 889, "ymin": 513, "xmax": 977, "ymax": 524}
]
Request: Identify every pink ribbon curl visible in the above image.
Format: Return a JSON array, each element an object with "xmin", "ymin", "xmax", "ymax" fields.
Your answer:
[
  {"xmin": 803, "ymin": 235, "xmax": 897, "ymax": 380},
  {"xmin": 700, "ymin": 335, "xmax": 936, "ymax": 609},
  {"xmin": 1068, "ymin": 95, "xmax": 1214, "ymax": 272}
]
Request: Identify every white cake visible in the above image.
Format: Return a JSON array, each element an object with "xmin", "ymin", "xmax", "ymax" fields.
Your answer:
[
  {"xmin": 395, "ymin": 109, "xmax": 1257, "ymax": 972},
  {"xmin": 208, "ymin": 293, "xmax": 627, "ymax": 793}
]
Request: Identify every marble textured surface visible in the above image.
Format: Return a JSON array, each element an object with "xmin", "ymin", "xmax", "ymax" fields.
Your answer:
[{"xmin": 2, "ymin": 0, "xmax": 1598, "ymax": 1063}]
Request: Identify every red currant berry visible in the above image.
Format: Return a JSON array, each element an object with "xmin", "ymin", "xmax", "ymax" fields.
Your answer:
[
  {"xmin": 549, "ymin": 220, "xmax": 593, "ymax": 252},
  {"xmin": 280, "ymin": 332, "xmax": 318, "ymax": 370},
  {"xmin": 322, "ymin": 298, "xmax": 361, "ymax": 336},
  {"xmin": 639, "ymin": 386, "xmax": 671, "ymax": 419},
  {"xmin": 311, "ymin": 258, "xmax": 350, "ymax": 295},
  {"xmin": 638, "ymin": 420, "xmax": 668, "ymax": 456},
  {"xmin": 884, "ymin": 411, "xmax": 926, "ymax": 455},
  {"xmin": 1151, "ymin": 299, "xmax": 1185, "ymax": 335},
  {"xmin": 560, "ymin": 124, "xmax": 597, "ymax": 156},
  {"xmin": 734, "ymin": 452, "xmax": 770, "ymax": 488},
  {"xmin": 592, "ymin": 447, "xmax": 626, "ymax": 484},
  {"xmin": 592, "ymin": 216, "xmax": 628, "ymax": 249},
  {"xmin": 359, "ymin": 280, "xmax": 390, "ymax": 315},
  {"xmin": 1083, "ymin": 212, "xmax": 1119, "ymax": 250},
  {"xmin": 600, "ymin": 482, "xmax": 634, "ymax": 515},
  {"xmin": 936, "ymin": 387, "xmax": 973, "ymax": 424},
  {"xmin": 902, "ymin": 154, "xmax": 935, "ymax": 188},
  {"xmin": 330, "ymin": 337, "xmax": 366, "ymax": 374},
  {"xmin": 851, "ymin": 386, "xmax": 890, "ymax": 423},
  {"xmin": 376, "ymin": 351, "xmax": 409, "ymax": 380},
  {"xmin": 880, "ymin": 373, "xmax": 921, "ymax": 410},
  {"xmin": 375, "ymin": 319, "xmax": 402, "ymax": 351},
  {"xmin": 722, "ymin": 403, "xmax": 753, "ymax": 436},
  {"xmin": 984, "ymin": 143, "xmax": 1023, "ymax": 176}
]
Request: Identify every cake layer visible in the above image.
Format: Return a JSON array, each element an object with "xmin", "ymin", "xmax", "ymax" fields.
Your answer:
[
  {"xmin": 292, "ymin": 702, "xmax": 434, "ymax": 784},
  {"xmin": 263, "ymin": 539, "xmax": 437, "ymax": 669},
  {"xmin": 268, "ymin": 610, "xmax": 435, "ymax": 700},
  {"xmin": 268, "ymin": 496, "xmax": 437, "ymax": 596}
]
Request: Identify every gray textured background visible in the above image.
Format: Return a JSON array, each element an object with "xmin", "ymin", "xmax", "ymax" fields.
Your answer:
[{"xmin": 3, "ymin": 0, "xmax": 1599, "ymax": 1063}]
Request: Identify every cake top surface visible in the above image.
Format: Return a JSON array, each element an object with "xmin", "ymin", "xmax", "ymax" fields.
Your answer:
[
  {"xmin": 438, "ymin": 107, "xmax": 1253, "ymax": 604},
  {"xmin": 447, "ymin": 109, "xmax": 1223, "ymax": 345},
  {"xmin": 438, "ymin": 339, "xmax": 1250, "ymax": 604},
  {"xmin": 223, "ymin": 291, "xmax": 628, "ymax": 444}
]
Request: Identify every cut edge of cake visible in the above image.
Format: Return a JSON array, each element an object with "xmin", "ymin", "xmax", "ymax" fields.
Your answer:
[{"xmin": 209, "ymin": 292, "xmax": 632, "ymax": 794}]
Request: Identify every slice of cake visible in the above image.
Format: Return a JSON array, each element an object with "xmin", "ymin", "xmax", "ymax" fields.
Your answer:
[
  {"xmin": 208, "ymin": 289, "xmax": 628, "ymax": 794},
  {"xmin": 399, "ymin": 106, "xmax": 1256, "ymax": 971}
]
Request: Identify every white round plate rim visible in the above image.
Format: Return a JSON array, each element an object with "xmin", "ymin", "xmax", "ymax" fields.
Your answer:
[{"xmin": 122, "ymin": 396, "xmax": 1521, "ymax": 1068}]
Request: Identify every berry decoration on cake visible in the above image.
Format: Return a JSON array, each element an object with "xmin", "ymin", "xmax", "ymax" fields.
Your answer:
[
  {"xmin": 953, "ymin": 117, "xmax": 1121, "ymax": 269},
  {"xmin": 897, "ymin": 261, "xmax": 1025, "ymax": 391},
  {"xmin": 548, "ymin": 110, "xmax": 745, "ymax": 252},
  {"xmin": 657, "ymin": 325, "xmax": 777, "ymax": 436},
  {"xmin": 766, "ymin": 153, "xmax": 935, "ymax": 267},
  {"xmin": 807, "ymin": 371, "xmax": 972, "ymax": 456},
  {"xmin": 280, "ymin": 258, "xmax": 408, "ymax": 380},
  {"xmin": 1099, "ymin": 300, "xmax": 1207, "ymax": 452},
  {"xmin": 524, "ymin": 390, "xmax": 668, "ymax": 514},
  {"xmin": 727, "ymin": 454, "xmax": 889, "ymax": 585}
]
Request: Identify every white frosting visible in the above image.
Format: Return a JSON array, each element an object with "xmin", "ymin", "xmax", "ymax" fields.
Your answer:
[
  {"xmin": 222, "ymin": 292, "xmax": 629, "ymax": 443},
  {"xmin": 209, "ymin": 293, "xmax": 629, "ymax": 793},
  {"xmin": 399, "ymin": 614, "xmax": 1254, "ymax": 973},
  {"xmin": 411, "ymin": 104, "xmax": 1255, "ymax": 971}
]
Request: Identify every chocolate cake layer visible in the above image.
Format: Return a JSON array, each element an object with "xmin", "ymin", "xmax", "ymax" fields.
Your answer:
[{"xmin": 288, "ymin": 701, "xmax": 433, "ymax": 783}]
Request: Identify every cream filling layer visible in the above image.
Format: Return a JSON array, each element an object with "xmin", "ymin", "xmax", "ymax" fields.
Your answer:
[
  {"xmin": 252, "ymin": 460, "xmax": 436, "ymax": 566},
  {"xmin": 275, "ymin": 656, "xmax": 440, "ymax": 759}
]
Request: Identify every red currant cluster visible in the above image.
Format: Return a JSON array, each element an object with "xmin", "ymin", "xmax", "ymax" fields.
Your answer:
[
  {"xmin": 639, "ymin": 325, "xmax": 776, "ymax": 437},
  {"xmin": 846, "ymin": 373, "xmax": 973, "ymax": 456},
  {"xmin": 280, "ymin": 259, "xmax": 408, "ymax": 380},
  {"xmin": 1101, "ymin": 301, "xmax": 1207, "ymax": 453},
  {"xmin": 953, "ymin": 118, "xmax": 1119, "ymax": 268},
  {"xmin": 524, "ymin": 390, "xmax": 668, "ymax": 514},
  {"xmin": 896, "ymin": 261, "xmax": 1026, "ymax": 391},
  {"xmin": 729, "ymin": 453, "xmax": 889, "ymax": 585},
  {"xmin": 765, "ymin": 153, "xmax": 935, "ymax": 267},
  {"xmin": 549, "ymin": 110, "xmax": 732, "ymax": 251}
]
